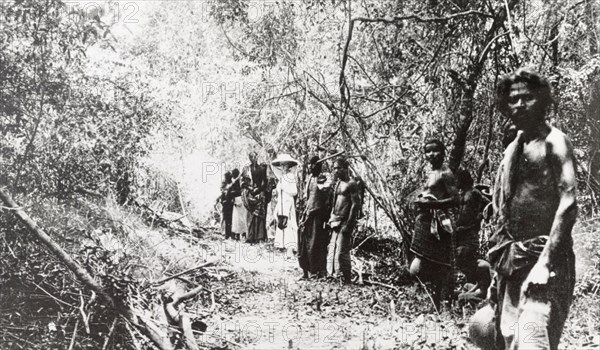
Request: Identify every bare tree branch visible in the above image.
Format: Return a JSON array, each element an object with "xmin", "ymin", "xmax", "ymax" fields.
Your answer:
[
  {"xmin": 352, "ymin": 9, "xmax": 493, "ymax": 25},
  {"xmin": 0, "ymin": 187, "xmax": 175, "ymax": 350}
]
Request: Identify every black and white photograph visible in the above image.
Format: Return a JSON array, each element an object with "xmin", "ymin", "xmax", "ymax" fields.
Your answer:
[{"xmin": 1, "ymin": 0, "xmax": 599, "ymax": 349}]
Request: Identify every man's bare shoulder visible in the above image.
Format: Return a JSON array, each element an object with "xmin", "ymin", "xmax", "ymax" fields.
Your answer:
[
  {"xmin": 439, "ymin": 166, "xmax": 457, "ymax": 186},
  {"xmin": 346, "ymin": 179, "xmax": 360, "ymax": 192},
  {"xmin": 546, "ymin": 127, "xmax": 574, "ymax": 159},
  {"xmin": 436, "ymin": 166, "xmax": 455, "ymax": 178}
]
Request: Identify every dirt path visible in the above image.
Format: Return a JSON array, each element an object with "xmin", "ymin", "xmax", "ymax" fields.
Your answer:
[{"xmin": 201, "ymin": 238, "xmax": 475, "ymax": 350}]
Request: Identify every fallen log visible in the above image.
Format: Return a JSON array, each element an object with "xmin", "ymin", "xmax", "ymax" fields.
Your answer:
[
  {"xmin": 0, "ymin": 187, "xmax": 174, "ymax": 350},
  {"xmin": 0, "ymin": 188, "xmax": 119, "ymax": 307}
]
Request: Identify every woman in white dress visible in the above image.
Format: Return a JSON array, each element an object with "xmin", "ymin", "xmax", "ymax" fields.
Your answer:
[{"xmin": 271, "ymin": 154, "xmax": 300, "ymax": 255}]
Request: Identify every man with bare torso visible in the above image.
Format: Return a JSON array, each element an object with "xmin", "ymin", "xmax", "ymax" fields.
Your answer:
[
  {"xmin": 470, "ymin": 68, "xmax": 577, "ymax": 350},
  {"xmin": 327, "ymin": 158, "xmax": 360, "ymax": 284}
]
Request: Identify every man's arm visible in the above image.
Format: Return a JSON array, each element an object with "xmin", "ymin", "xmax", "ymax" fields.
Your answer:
[
  {"xmin": 541, "ymin": 133, "xmax": 578, "ymax": 267},
  {"xmin": 342, "ymin": 181, "xmax": 361, "ymax": 234},
  {"xmin": 524, "ymin": 132, "xmax": 577, "ymax": 288}
]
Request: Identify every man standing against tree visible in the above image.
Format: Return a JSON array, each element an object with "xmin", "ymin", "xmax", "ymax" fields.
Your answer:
[{"xmin": 470, "ymin": 68, "xmax": 577, "ymax": 350}]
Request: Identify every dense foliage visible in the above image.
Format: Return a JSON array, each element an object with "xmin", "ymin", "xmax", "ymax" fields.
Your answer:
[
  {"xmin": 206, "ymin": 0, "xmax": 600, "ymax": 239},
  {"xmin": 0, "ymin": 0, "xmax": 599, "ymax": 348},
  {"xmin": 0, "ymin": 0, "xmax": 167, "ymax": 203}
]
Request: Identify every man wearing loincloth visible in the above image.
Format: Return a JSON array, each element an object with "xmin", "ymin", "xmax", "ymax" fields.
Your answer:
[
  {"xmin": 470, "ymin": 68, "xmax": 577, "ymax": 350},
  {"xmin": 327, "ymin": 158, "xmax": 360, "ymax": 284}
]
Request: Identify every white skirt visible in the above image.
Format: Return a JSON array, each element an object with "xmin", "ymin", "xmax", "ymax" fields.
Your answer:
[
  {"xmin": 273, "ymin": 192, "xmax": 298, "ymax": 250},
  {"xmin": 231, "ymin": 196, "xmax": 248, "ymax": 234}
]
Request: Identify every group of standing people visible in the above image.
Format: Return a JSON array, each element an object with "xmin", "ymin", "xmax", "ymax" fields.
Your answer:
[
  {"xmin": 408, "ymin": 68, "xmax": 577, "ymax": 350},
  {"xmin": 298, "ymin": 156, "xmax": 362, "ymax": 283},
  {"xmin": 219, "ymin": 67, "xmax": 578, "ymax": 350},
  {"xmin": 219, "ymin": 152, "xmax": 362, "ymax": 284},
  {"xmin": 218, "ymin": 153, "xmax": 267, "ymax": 243},
  {"xmin": 219, "ymin": 152, "xmax": 299, "ymax": 253}
]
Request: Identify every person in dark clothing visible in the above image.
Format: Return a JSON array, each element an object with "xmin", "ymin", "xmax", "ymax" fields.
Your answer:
[
  {"xmin": 243, "ymin": 152, "xmax": 269, "ymax": 242},
  {"xmin": 243, "ymin": 174, "xmax": 268, "ymax": 243},
  {"xmin": 229, "ymin": 168, "xmax": 245, "ymax": 241},
  {"xmin": 298, "ymin": 156, "xmax": 331, "ymax": 279},
  {"xmin": 220, "ymin": 171, "xmax": 234, "ymax": 239},
  {"xmin": 454, "ymin": 168, "xmax": 491, "ymax": 301}
]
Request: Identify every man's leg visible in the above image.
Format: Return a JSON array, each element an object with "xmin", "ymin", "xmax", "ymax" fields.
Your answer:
[
  {"xmin": 432, "ymin": 262, "xmax": 452, "ymax": 309},
  {"xmin": 315, "ymin": 215, "xmax": 329, "ymax": 277},
  {"xmin": 498, "ymin": 275, "xmax": 521, "ymax": 349},
  {"xmin": 456, "ymin": 245, "xmax": 477, "ymax": 281},
  {"xmin": 298, "ymin": 218, "xmax": 309, "ymax": 273},
  {"xmin": 476, "ymin": 259, "xmax": 492, "ymax": 296},
  {"xmin": 225, "ymin": 212, "xmax": 232, "ymax": 238},
  {"xmin": 457, "ymin": 246, "xmax": 491, "ymax": 300},
  {"xmin": 221, "ymin": 216, "xmax": 227, "ymax": 237},
  {"xmin": 225, "ymin": 204, "xmax": 233, "ymax": 238},
  {"xmin": 338, "ymin": 231, "xmax": 353, "ymax": 283},
  {"xmin": 410, "ymin": 257, "xmax": 448, "ymax": 309},
  {"xmin": 326, "ymin": 229, "xmax": 339, "ymax": 277},
  {"xmin": 513, "ymin": 258, "xmax": 575, "ymax": 350}
]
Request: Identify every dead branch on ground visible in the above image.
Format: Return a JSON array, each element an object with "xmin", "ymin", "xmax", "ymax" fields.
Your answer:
[{"xmin": 0, "ymin": 187, "xmax": 175, "ymax": 350}]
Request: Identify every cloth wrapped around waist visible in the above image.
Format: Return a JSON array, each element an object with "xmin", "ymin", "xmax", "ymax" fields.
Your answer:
[
  {"xmin": 328, "ymin": 214, "xmax": 346, "ymax": 229},
  {"xmin": 410, "ymin": 210, "xmax": 453, "ymax": 266},
  {"xmin": 487, "ymin": 233, "xmax": 547, "ymax": 277}
]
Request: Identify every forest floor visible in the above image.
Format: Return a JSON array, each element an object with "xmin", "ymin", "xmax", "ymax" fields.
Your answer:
[
  {"xmin": 199, "ymin": 235, "xmax": 476, "ymax": 350},
  {"xmin": 1, "ymin": 197, "xmax": 599, "ymax": 350},
  {"xmin": 196, "ymin": 228, "xmax": 600, "ymax": 350}
]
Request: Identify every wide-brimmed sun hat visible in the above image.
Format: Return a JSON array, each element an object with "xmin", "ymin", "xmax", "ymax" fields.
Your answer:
[{"xmin": 271, "ymin": 153, "xmax": 299, "ymax": 167}]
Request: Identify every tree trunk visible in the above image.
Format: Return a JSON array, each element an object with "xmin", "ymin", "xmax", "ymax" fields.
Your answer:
[
  {"xmin": 448, "ymin": 86, "xmax": 476, "ymax": 173},
  {"xmin": 448, "ymin": 0, "xmax": 519, "ymax": 172}
]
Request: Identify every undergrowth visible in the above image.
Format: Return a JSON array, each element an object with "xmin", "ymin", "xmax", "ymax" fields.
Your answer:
[{"xmin": 1, "ymin": 190, "xmax": 599, "ymax": 349}]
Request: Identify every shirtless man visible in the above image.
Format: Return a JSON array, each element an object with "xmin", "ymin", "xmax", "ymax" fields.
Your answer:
[
  {"xmin": 410, "ymin": 139, "xmax": 458, "ymax": 309},
  {"xmin": 327, "ymin": 158, "xmax": 361, "ymax": 284},
  {"xmin": 470, "ymin": 68, "xmax": 577, "ymax": 350}
]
